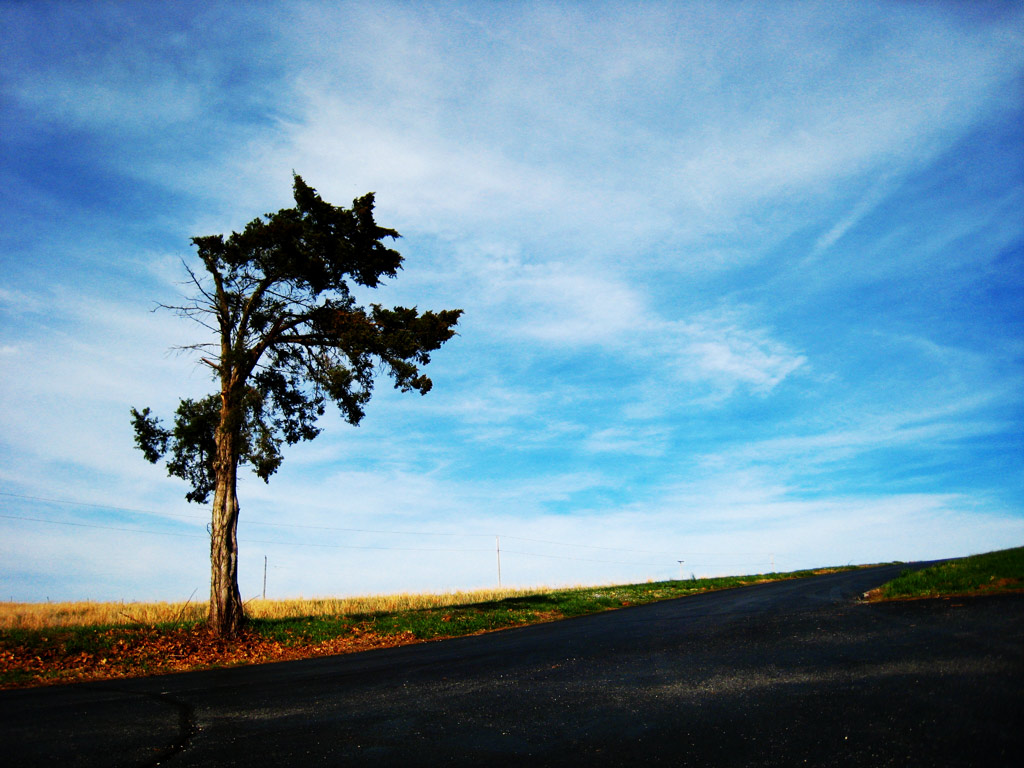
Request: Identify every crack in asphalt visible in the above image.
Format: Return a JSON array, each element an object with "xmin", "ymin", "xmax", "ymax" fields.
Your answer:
[
  {"xmin": 151, "ymin": 692, "xmax": 197, "ymax": 767},
  {"xmin": 112, "ymin": 688, "xmax": 197, "ymax": 767}
]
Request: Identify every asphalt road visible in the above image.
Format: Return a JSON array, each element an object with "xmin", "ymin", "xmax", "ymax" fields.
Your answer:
[{"xmin": 2, "ymin": 563, "xmax": 1021, "ymax": 767}]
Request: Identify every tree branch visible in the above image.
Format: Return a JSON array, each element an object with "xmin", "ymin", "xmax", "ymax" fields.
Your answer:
[
  {"xmin": 234, "ymin": 273, "xmax": 278, "ymax": 357},
  {"xmin": 181, "ymin": 259, "xmax": 217, "ymax": 305}
]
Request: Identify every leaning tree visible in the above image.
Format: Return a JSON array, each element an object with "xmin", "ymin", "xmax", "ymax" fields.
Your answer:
[{"xmin": 132, "ymin": 176, "xmax": 462, "ymax": 636}]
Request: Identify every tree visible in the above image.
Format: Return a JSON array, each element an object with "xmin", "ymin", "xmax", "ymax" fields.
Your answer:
[{"xmin": 131, "ymin": 176, "xmax": 462, "ymax": 637}]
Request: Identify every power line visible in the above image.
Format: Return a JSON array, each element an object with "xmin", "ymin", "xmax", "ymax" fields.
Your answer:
[
  {"xmin": 0, "ymin": 513, "xmax": 206, "ymax": 539},
  {"xmin": 0, "ymin": 491, "xmax": 207, "ymax": 521},
  {"xmin": 0, "ymin": 491, "xmax": 488, "ymax": 538},
  {"xmin": 240, "ymin": 537, "xmax": 487, "ymax": 553},
  {"xmin": 0, "ymin": 513, "xmax": 489, "ymax": 553},
  {"xmin": 1, "ymin": 491, "xmax": 779, "ymax": 561},
  {"xmin": 2, "ymin": 510, "xmax": 783, "ymax": 580},
  {"xmin": 243, "ymin": 519, "xmax": 489, "ymax": 537}
]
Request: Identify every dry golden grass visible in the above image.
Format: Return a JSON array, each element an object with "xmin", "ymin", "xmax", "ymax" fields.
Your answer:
[
  {"xmin": 244, "ymin": 586, "xmax": 550, "ymax": 620},
  {"xmin": 0, "ymin": 586, "xmax": 552, "ymax": 630},
  {"xmin": 0, "ymin": 600, "xmax": 207, "ymax": 630}
]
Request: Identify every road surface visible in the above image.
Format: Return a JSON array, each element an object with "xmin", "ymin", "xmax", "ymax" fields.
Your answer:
[{"xmin": 2, "ymin": 563, "xmax": 1021, "ymax": 766}]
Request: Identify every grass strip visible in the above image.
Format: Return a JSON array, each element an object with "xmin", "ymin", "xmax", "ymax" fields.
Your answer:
[
  {"xmin": 0, "ymin": 564, "xmax": 868, "ymax": 689},
  {"xmin": 868, "ymin": 545, "xmax": 1024, "ymax": 600}
]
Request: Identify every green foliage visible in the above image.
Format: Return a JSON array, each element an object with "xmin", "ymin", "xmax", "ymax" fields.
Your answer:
[
  {"xmin": 132, "ymin": 398, "xmax": 219, "ymax": 503},
  {"xmin": 131, "ymin": 175, "xmax": 462, "ymax": 504},
  {"xmin": 877, "ymin": 546, "xmax": 1024, "ymax": 598}
]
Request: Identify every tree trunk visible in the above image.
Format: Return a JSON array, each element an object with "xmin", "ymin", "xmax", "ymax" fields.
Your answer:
[{"xmin": 208, "ymin": 403, "xmax": 245, "ymax": 637}]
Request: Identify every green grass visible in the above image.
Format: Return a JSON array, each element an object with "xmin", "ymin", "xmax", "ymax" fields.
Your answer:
[
  {"xmin": 873, "ymin": 546, "xmax": 1024, "ymax": 600},
  {"xmin": 2, "ymin": 566, "xmax": 870, "ymax": 656},
  {"xmin": 7, "ymin": 553, "xmax": 1021, "ymax": 689},
  {"xmin": 247, "ymin": 566, "xmax": 865, "ymax": 644},
  {"xmin": 0, "ymin": 564, "xmax": 879, "ymax": 687}
]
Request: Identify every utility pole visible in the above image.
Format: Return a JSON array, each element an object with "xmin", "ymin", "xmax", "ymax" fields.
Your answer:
[
  {"xmin": 678, "ymin": 560, "xmax": 684, "ymax": 581},
  {"xmin": 263, "ymin": 556, "xmax": 267, "ymax": 600},
  {"xmin": 496, "ymin": 536, "xmax": 502, "ymax": 588}
]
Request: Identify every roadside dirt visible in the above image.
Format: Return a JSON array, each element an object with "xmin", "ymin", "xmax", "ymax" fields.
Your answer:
[
  {"xmin": 0, "ymin": 623, "xmax": 424, "ymax": 689},
  {"xmin": 860, "ymin": 583, "xmax": 1024, "ymax": 602}
]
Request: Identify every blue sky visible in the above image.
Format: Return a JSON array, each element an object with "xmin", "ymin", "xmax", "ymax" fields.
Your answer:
[{"xmin": 2, "ymin": 1, "xmax": 1022, "ymax": 602}]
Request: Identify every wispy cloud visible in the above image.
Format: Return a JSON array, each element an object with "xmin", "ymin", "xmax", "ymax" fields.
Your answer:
[
  {"xmin": 811, "ymin": 175, "xmax": 900, "ymax": 257},
  {"xmin": 584, "ymin": 426, "xmax": 671, "ymax": 458},
  {"xmin": 666, "ymin": 311, "xmax": 807, "ymax": 399},
  {"xmin": 1, "ymin": 1, "xmax": 1021, "ymax": 600}
]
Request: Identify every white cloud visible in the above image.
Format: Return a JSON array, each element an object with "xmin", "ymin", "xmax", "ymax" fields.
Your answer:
[
  {"xmin": 812, "ymin": 175, "xmax": 899, "ymax": 256},
  {"xmin": 0, "ymin": 287, "xmax": 45, "ymax": 315},
  {"xmin": 2, "ymin": 1, "xmax": 1022, "ymax": 601},
  {"xmin": 439, "ymin": 247, "xmax": 807, "ymax": 403},
  {"xmin": 722, "ymin": 397, "xmax": 1005, "ymax": 473},
  {"xmin": 670, "ymin": 315, "xmax": 807, "ymax": 398},
  {"xmin": 503, "ymin": 266, "xmax": 651, "ymax": 346},
  {"xmin": 14, "ymin": 76, "xmax": 203, "ymax": 132},
  {"xmin": 0, "ymin": 284, "xmax": 212, "ymax": 486},
  {"xmin": 2, "ymin": 5, "xmax": 209, "ymax": 134}
]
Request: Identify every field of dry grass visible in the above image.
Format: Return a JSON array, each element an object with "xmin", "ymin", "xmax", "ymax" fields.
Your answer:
[{"xmin": 0, "ymin": 586, "xmax": 554, "ymax": 630}]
